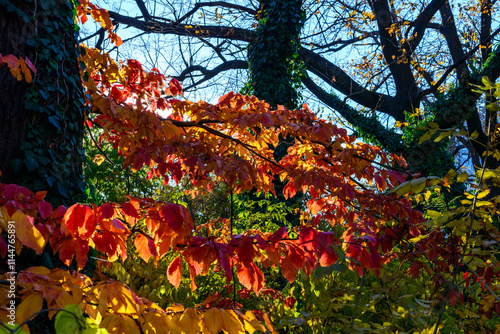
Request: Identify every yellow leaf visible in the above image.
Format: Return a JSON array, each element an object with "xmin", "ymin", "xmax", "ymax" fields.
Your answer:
[
  {"xmin": 410, "ymin": 178, "xmax": 427, "ymax": 194},
  {"xmin": 418, "ymin": 131, "xmax": 433, "ymax": 144},
  {"xmin": 477, "ymin": 190, "xmax": 490, "ymax": 199},
  {"xmin": 478, "ymin": 169, "xmax": 500, "ymax": 180},
  {"xmin": 17, "ymin": 291, "xmax": 43, "ymax": 325},
  {"xmin": 427, "ymin": 177, "xmax": 442, "ymax": 186},
  {"xmin": 220, "ymin": 309, "xmax": 244, "ymax": 333},
  {"xmin": 471, "ymin": 130, "xmax": 479, "ymax": 139},
  {"xmin": 202, "ymin": 308, "xmax": 223, "ymax": 334},
  {"xmin": 100, "ymin": 314, "xmax": 141, "ymax": 334},
  {"xmin": 142, "ymin": 310, "xmax": 180, "ymax": 334},
  {"xmin": 427, "ymin": 122, "xmax": 439, "ymax": 129},
  {"xmin": 103, "ymin": 281, "xmax": 140, "ymax": 315},
  {"xmin": 93, "ymin": 155, "xmax": 105, "ymax": 166},
  {"xmin": 13, "ymin": 210, "xmax": 46, "ymax": 254},
  {"xmin": 445, "ymin": 169, "xmax": 457, "ymax": 180},
  {"xmin": 179, "ymin": 308, "xmax": 201, "ymax": 334},
  {"xmin": 456, "ymin": 172, "xmax": 468, "ymax": 183},
  {"xmin": 408, "ymin": 234, "xmax": 429, "ymax": 243},
  {"xmin": 434, "ymin": 130, "xmax": 452, "ymax": 142},
  {"xmin": 394, "ymin": 181, "xmax": 411, "ymax": 196},
  {"xmin": 424, "ymin": 190, "xmax": 432, "ymax": 202},
  {"xmin": 243, "ymin": 311, "xmax": 266, "ymax": 334}
]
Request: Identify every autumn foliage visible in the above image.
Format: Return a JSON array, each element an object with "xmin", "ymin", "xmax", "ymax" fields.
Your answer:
[{"xmin": 1, "ymin": 1, "xmax": 500, "ymax": 333}]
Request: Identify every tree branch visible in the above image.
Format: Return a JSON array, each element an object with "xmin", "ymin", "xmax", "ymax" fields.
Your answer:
[
  {"xmin": 439, "ymin": 0, "xmax": 466, "ymax": 78},
  {"xmin": 135, "ymin": 0, "xmax": 151, "ymax": 20},
  {"xmin": 174, "ymin": 1, "xmax": 256, "ymax": 26},
  {"xmin": 369, "ymin": 0, "xmax": 419, "ymax": 109},
  {"xmin": 420, "ymin": 26, "xmax": 500, "ymax": 97},
  {"xmin": 299, "ymin": 48, "xmax": 403, "ymax": 121},
  {"xmin": 407, "ymin": 0, "xmax": 447, "ymax": 52},
  {"xmin": 175, "ymin": 60, "xmax": 248, "ymax": 90},
  {"xmin": 302, "ymin": 74, "xmax": 404, "ymax": 153},
  {"xmin": 108, "ymin": 10, "xmax": 255, "ymax": 42}
]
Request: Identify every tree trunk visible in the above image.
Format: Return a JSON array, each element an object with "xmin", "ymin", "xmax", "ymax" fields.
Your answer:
[{"xmin": 0, "ymin": 0, "xmax": 86, "ymax": 207}]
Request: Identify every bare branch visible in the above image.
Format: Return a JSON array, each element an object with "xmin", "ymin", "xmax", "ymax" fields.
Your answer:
[
  {"xmin": 299, "ymin": 48, "xmax": 403, "ymax": 120},
  {"xmin": 135, "ymin": 0, "xmax": 151, "ymax": 20},
  {"xmin": 407, "ymin": 0, "xmax": 447, "ymax": 51},
  {"xmin": 439, "ymin": 0, "xmax": 466, "ymax": 78},
  {"xmin": 175, "ymin": 60, "xmax": 248, "ymax": 91},
  {"xmin": 108, "ymin": 10, "xmax": 255, "ymax": 42},
  {"xmin": 174, "ymin": 1, "xmax": 256, "ymax": 26},
  {"xmin": 420, "ymin": 26, "xmax": 500, "ymax": 97}
]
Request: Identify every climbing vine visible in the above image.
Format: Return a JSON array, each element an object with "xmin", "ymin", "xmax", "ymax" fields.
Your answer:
[{"xmin": 244, "ymin": 0, "xmax": 305, "ymax": 110}]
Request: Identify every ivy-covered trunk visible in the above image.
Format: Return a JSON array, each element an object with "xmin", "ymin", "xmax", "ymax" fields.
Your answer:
[
  {"xmin": 0, "ymin": 0, "xmax": 86, "ymax": 207},
  {"xmin": 245, "ymin": 0, "xmax": 304, "ymax": 110},
  {"xmin": 243, "ymin": 0, "xmax": 305, "ymax": 226}
]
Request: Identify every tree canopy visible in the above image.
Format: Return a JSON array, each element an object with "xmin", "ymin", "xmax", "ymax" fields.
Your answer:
[
  {"xmin": 0, "ymin": 0, "xmax": 500, "ymax": 333},
  {"xmin": 85, "ymin": 0, "xmax": 500, "ymax": 175}
]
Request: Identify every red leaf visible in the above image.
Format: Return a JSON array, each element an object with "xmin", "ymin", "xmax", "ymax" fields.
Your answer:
[
  {"xmin": 62, "ymin": 204, "xmax": 95, "ymax": 239},
  {"xmin": 217, "ymin": 92, "xmax": 235, "ymax": 106},
  {"xmin": 157, "ymin": 98, "xmax": 167, "ymax": 109},
  {"xmin": 217, "ymin": 248, "xmax": 233, "ymax": 283},
  {"xmin": 122, "ymin": 202, "xmax": 139, "ymax": 218},
  {"xmin": 59, "ymin": 239, "xmax": 76, "ymax": 266},
  {"xmin": 160, "ymin": 203, "xmax": 183, "ymax": 235},
  {"xmin": 299, "ymin": 227, "xmax": 318, "ymax": 252},
  {"xmin": 280, "ymin": 255, "xmax": 298, "ymax": 283},
  {"xmin": 408, "ymin": 262, "xmax": 420, "ymax": 279},
  {"xmin": 167, "ymin": 256, "xmax": 182, "ymax": 288},
  {"xmin": 236, "ymin": 262, "xmax": 264, "ymax": 294},
  {"xmin": 283, "ymin": 180, "xmax": 297, "ymax": 199},
  {"xmin": 168, "ymin": 78, "xmax": 183, "ymax": 96},
  {"xmin": 101, "ymin": 204, "xmax": 114, "ymax": 219},
  {"xmin": 111, "ymin": 85, "xmax": 125, "ymax": 103},
  {"xmin": 448, "ymin": 289, "xmax": 457, "ymax": 307},
  {"xmin": 289, "ymin": 245, "xmax": 305, "ymax": 270},
  {"xmin": 0, "ymin": 237, "xmax": 7, "ymax": 258},
  {"xmin": 38, "ymin": 201, "xmax": 53, "ymax": 219},
  {"xmin": 24, "ymin": 57, "xmax": 36, "ymax": 73},
  {"xmin": 368, "ymin": 244, "xmax": 382, "ymax": 269},
  {"xmin": 237, "ymin": 236, "xmax": 255, "ymax": 263}
]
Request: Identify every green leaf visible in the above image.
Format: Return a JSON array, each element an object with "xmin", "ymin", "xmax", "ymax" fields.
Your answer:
[
  {"xmin": 314, "ymin": 265, "xmax": 334, "ymax": 278},
  {"xmin": 55, "ymin": 304, "xmax": 83, "ymax": 334},
  {"xmin": 0, "ymin": 322, "xmax": 29, "ymax": 334}
]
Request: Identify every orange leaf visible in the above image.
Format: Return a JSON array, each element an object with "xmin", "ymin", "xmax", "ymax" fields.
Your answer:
[
  {"xmin": 19, "ymin": 58, "xmax": 32, "ymax": 83},
  {"xmin": 135, "ymin": 234, "xmax": 157, "ymax": 264},
  {"xmin": 167, "ymin": 256, "xmax": 182, "ymax": 288},
  {"xmin": 236, "ymin": 262, "xmax": 264, "ymax": 294}
]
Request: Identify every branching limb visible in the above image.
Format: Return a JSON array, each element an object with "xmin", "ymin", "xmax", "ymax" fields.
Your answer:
[
  {"xmin": 174, "ymin": 1, "xmax": 256, "ymax": 26},
  {"xmin": 175, "ymin": 60, "xmax": 248, "ymax": 91}
]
